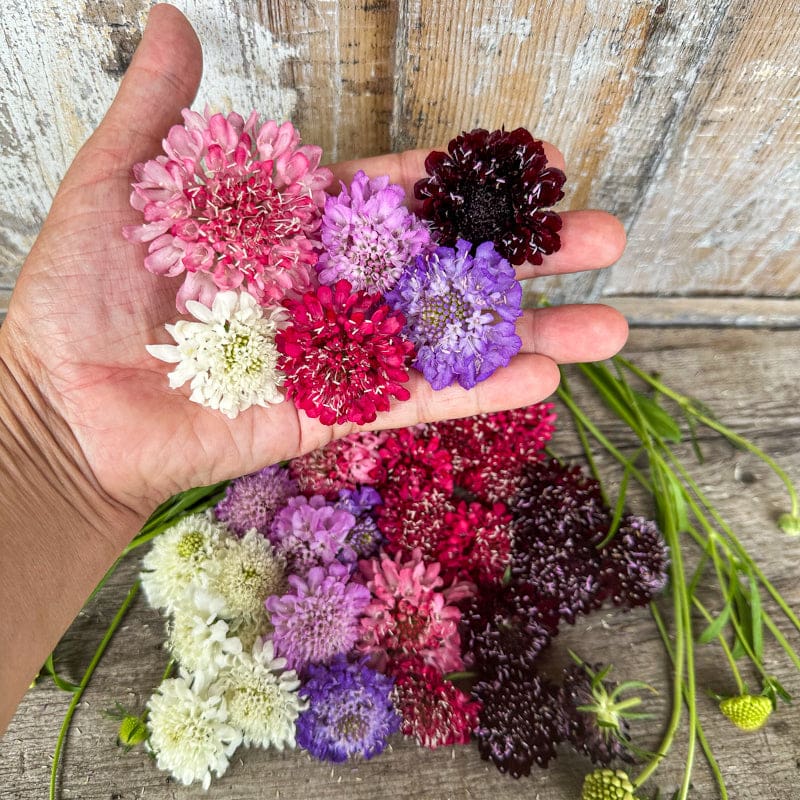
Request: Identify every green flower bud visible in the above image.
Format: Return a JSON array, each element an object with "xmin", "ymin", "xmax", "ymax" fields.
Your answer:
[
  {"xmin": 777, "ymin": 513, "xmax": 800, "ymax": 535},
  {"xmin": 117, "ymin": 715, "xmax": 148, "ymax": 748},
  {"xmin": 719, "ymin": 694, "xmax": 772, "ymax": 731},
  {"xmin": 582, "ymin": 768, "xmax": 638, "ymax": 800}
]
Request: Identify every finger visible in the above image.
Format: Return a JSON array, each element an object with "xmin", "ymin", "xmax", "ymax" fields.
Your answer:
[
  {"xmin": 516, "ymin": 304, "xmax": 629, "ymax": 363},
  {"xmin": 84, "ymin": 5, "xmax": 203, "ymax": 169},
  {"xmin": 327, "ymin": 142, "xmax": 566, "ymax": 204},
  {"xmin": 359, "ymin": 353, "xmax": 561, "ymax": 432}
]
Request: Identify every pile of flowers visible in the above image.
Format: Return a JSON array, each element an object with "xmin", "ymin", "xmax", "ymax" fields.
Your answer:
[
  {"xmin": 134, "ymin": 405, "xmax": 669, "ymax": 788},
  {"xmin": 126, "ymin": 110, "xmax": 566, "ymax": 421}
]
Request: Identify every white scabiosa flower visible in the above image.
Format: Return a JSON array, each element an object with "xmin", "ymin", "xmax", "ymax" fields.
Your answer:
[
  {"xmin": 215, "ymin": 638, "xmax": 305, "ymax": 749},
  {"xmin": 146, "ymin": 674, "xmax": 241, "ymax": 790},
  {"xmin": 147, "ymin": 290, "xmax": 288, "ymax": 419},
  {"xmin": 204, "ymin": 529, "xmax": 288, "ymax": 622},
  {"xmin": 169, "ymin": 590, "xmax": 243, "ymax": 688},
  {"xmin": 141, "ymin": 513, "xmax": 226, "ymax": 613}
]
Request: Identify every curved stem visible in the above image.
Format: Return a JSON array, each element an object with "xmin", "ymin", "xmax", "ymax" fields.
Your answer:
[
  {"xmin": 693, "ymin": 598, "xmax": 746, "ymax": 694},
  {"xmin": 50, "ymin": 582, "xmax": 140, "ymax": 800}
]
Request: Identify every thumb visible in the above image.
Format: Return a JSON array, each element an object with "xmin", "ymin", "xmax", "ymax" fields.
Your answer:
[{"xmin": 84, "ymin": 4, "xmax": 203, "ymax": 170}]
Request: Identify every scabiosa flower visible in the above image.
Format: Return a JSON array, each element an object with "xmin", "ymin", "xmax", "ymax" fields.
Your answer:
[
  {"xmin": 266, "ymin": 563, "xmax": 371, "ymax": 671},
  {"xmin": 289, "ymin": 432, "xmax": 387, "ymax": 499},
  {"xmin": 215, "ymin": 638, "xmax": 305, "ymax": 749},
  {"xmin": 414, "ymin": 127, "xmax": 566, "ymax": 266},
  {"xmin": 473, "ymin": 667, "xmax": 568, "ymax": 777},
  {"xmin": 510, "ymin": 460, "xmax": 611, "ymax": 622},
  {"xmin": 276, "ymin": 280, "xmax": 414, "ymax": 425},
  {"xmin": 385, "ymin": 239, "xmax": 522, "ymax": 390},
  {"xmin": 296, "ymin": 655, "xmax": 400, "ymax": 762},
  {"xmin": 215, "ymin": 465, "xmax": 298, "ymax": 536},
  {"xmin": 146, "ymin": 674, "xmax": 241, "ymax": 790},
  {"xmin": 428, "ymin": 403, "xmax": 556, "ymax": 502},
  {"xmin": 599, "ymin": 515, "xmax": 669, "ymax": 608},
  {"xmin": 140, "ymin": 512, "xmax": 226, "ymax": 613},
  {"xmin": 124, "ymin": 110, "xmax": 331, "ymax": 310},
  {"xmin": 377, "ymin": 428, "xmax": 454, "ymax": 499},
  {"xmin": 146, "ymin": 290, "xmax": 287, "ymax": 419},
  {"xmin": 269, "ymin": 494, "xmax": 357, "ymax": 575},
  {"xmin": 356, "ymin": 549, "xmax": 473, "ymax": 673},
  {"xmin": 337, "ymin": 488, "xmax": 384, "ymax": 558},
  {"xmin": 389, "ymin": 657, "xmax": 481, "ymax": 748},
  {"xmin": 317, "ymin": 170, "xmax": 431, "ymax": 293}
]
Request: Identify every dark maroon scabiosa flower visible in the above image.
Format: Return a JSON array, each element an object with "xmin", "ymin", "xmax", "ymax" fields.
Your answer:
[
  {"xmin": 428, "ymin": 403, "xmax": 556, "ymax": 503},
  {"xmin": 510, "ymin": 460, "xmax": 611, "ymax": 622},
  {"xmin": 414, "ymin": 127, "xmax": 566, "ymax": 266},
  {"xmin": 276, "ymin": 280, "xmax": 414, "ymax": 425},
  {"xmin": 473, "ymin": 667, "xmax": 568, "ymax": 777},
  {"xmin": 599, "ymin": 515, "xmax": 669, "ymax": 608},
  {"xmin": 562, "ymin": 661, "xmax": 636, "ymax": 766},
  {"xmin": 389, "ymin": 657, "xmax": 481, "ymax": 748},
  {"xmin": 461, "ymin": 581, "xmax": 559, "ymax": 675}
]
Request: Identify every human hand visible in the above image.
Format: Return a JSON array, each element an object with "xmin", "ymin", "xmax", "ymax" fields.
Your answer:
[{"xmin": 0, "ymin": 4, "xmax": 627, "ymax": 521}]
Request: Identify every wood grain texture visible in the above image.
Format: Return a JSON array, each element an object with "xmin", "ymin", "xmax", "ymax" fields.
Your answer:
[
  {"xmin": 2, "ymin": 325, "xmax": 800, "ymax": 800},
  {"xmin": 0, "ymin": 2, "xmax": 798, "ymax": 294}
]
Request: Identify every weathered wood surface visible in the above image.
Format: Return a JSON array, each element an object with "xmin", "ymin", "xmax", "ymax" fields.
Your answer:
[
  {"xmin": 1, "ymin": 1, "xmax": 799, "ymax": 306},
  {"xmin": 2, "ymin": 322, "xmax": 800, "ymax": 800}
]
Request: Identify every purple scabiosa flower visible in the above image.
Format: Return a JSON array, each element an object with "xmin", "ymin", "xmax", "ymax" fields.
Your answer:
[
  {"xmin": 317, "ymin": 170, "xmax": 431, "ymax": 294},
  {"xmin": 337, "ymin": 488, "xmax": 384, "ymax": 559},
  {"xmin": 296, "ymin": 655, "xmax": 400, "ymax": 762},
  {"xmin": 599, "ymin": 515, "xmax": 669, "ymax": 608},
  {"xmin": 510, "ymin": 460, "xmax": 611, "ymax": 623},
  {"xmin": 265, "ymin": 563, "xmax": 370, "ymax": 671},
  {"xmin": 269, "ymin": 494, "xmax": 358, "ymax": 575},
  {"xmin": 215, "ymin": 465, "xmax": 299, "ymax": 537},
  {"xmin": 474, "ymin": 667, "xmax": 568, "ymax": 778},
  {"xmin": 385, "ymin": 239, "xmax": 522, "ymax": 390}
]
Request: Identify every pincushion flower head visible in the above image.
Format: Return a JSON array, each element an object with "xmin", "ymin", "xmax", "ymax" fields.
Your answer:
[
  {"xmin": 385, "ymin": 239, "xmax": 522, "ymax": 390},
  {"xmin": 276, "ymin": 279, "xmax": 414, "ymax": 425},
  {"xmin": 317, "ymin": 170, "xmax": 432, "ymax": 293},
  {"xmin": 414, "ymin": 127, "xmax": 566, "ymax": 266},
  {"xmin": 124, "ymin": 109, "xmax": 332, "ymax": 310},
  {"xmin": 296, "ymin": 655, "xmax": 400, "ymax": 762},
  {"xmin": 147, "ymin": 290, "xmax": 287, "ymax": 419}
]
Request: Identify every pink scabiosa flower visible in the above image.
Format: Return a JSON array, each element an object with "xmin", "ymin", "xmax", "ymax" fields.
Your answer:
[
  {"xmin": 414, "ymin": 127, "xmax": 566, "ymax": 266},
  {"xmin": 124, "ymin": 109, "xmax": 332, "ymax": 310},
  {"xmin": 276, "ymin": 280, "xmax": 415, "ymax": 425},
  {"xmin": 356, "ymin": 549, "xmax": 473, "ymax": 673},
  {"xmin": 389, "ymin": 657, "xmax": 481, "ymax": 748},
  {"xmin": 265, "ymin": 563, "xmax": 370, "ymax": 671},
  {"xmin": 317, "ymin": 170, "xmax": 431, "ymax": 293}
]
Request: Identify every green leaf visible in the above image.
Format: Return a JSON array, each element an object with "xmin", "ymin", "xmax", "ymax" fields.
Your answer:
[
  {"xmin": 597, "ymin": 465, "xmax": 630, "ymax": 549},
  {"xmin": 631, "ymin": 389, "xmax": 683, "ymax": 442},
  {"xmin": 698, "ymin": 603, "xmax": 732, "ymax": 644}
]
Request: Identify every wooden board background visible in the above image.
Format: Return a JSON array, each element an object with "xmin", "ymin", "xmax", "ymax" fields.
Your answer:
[
  {"xmin": 0, "ymin": 0, "xmax": 798, "ymax": 318},
  {"xmin": 2, "ymin": 322, "xmax": 800, "ymax": 799}
]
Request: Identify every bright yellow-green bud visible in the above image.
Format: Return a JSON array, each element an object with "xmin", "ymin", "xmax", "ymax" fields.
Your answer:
[
  {"xmin": 719, "ymin": 694, "xmax": 773, "ymax": 731},
  {"xmin": 117, "ymin": 715, "xmax": 148, "ymax": 747}
]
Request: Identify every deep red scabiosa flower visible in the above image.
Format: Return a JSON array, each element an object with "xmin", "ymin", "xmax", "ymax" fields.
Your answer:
[
  {"xmin": 124, "ymin": 110, "xmax": 332, "ymax": 311},
  {"xmin": 376, "ymin": 428, "xmax": 454, "ymax": 500},
  {"xmin": 389, "ymin": 657, "xmax": 481, "ymax": 748},
  {"xmin": 276, "ymin": 280, "xmax": 414, "ymax": 425},
  {"xmin": 356, "ymin": 549, "xmax": 474, "ymax": 673},
  {"xmin": 414, "ymin": 128, "xmax": 566, "ymax": 265},
  {"xmin": 474, "ymin": 666, "xmax": 569, "ymax": 777},
  {"xmin": 510, "ymin": 460, "xmax": 611, "ymax": 622},
  {"xmin": 429, "ymin": 403, "xmax": 556, "ymax": 502},
  {"xmin": 289, "ymin": 431, "xmax": 388, "ymax": 499}
]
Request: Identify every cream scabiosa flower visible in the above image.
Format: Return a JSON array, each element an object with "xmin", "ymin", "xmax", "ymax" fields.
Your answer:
[
  {"xmin": 147, "ymin": 290, "xmax": 287, "ymax": 418},
  {"xmin": 146, "ymin": 674, "xmax": 241, "ymax": 790},
  {"xmin": 215, "ymin": 638, "xmax": 305, "ymax": 749},
  {"xmin": 140, "ymin": 512, "xmax": 225, "ymax": 613}
]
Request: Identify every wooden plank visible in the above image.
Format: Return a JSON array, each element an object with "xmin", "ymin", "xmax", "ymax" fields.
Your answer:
[{"xmin": 2, "ymin": 326, "xmax": 800, "ymax": 799}]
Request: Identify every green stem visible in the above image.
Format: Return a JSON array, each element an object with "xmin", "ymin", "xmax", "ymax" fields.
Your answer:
[
  {"xmin": 763, "ymin": 612, "xmax": 800, "ymax": 673},
  {"xmin": 692, "ymin": 598, "xmax": 746, "ymax": 694},
  {"xmin": 49, "ymin": 582, "xmax": 140, "ymax": 800}
]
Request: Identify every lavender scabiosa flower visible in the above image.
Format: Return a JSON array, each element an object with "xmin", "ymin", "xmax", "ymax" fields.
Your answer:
[
  {"xmin": 599, "ymin": 515, "xmax": 669, "ymax": 608},
  {"xmin": 317, "ymin": 170, "xmax": 431, "ymax": 293},
  {"xmin": 269, "ymin": 495, "xmax": 357, "ymax": 575},
  {"xmin": 215, "ymin": 465, "xmax": 299, "ymax": 537},
  {"xmin": 385, "ymin": 239, "xmax": 522, "ymax": 390},
  {"xmin": 337, "ymin": 488, "xmax": 383, "ymax": 558},
  {"xmin": 474, "ymin": 667, "xmax": 568, "ymax": 778},
  {"xmin": 265, "ymin": 563, "xmax": 371, "ymax": 671},
  {"xmin": 296, "ymin": 655, "xmax": 400, "ymax": 762}
]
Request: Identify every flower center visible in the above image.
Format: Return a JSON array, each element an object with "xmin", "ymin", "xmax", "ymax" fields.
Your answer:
[
  {"xmin": 222, "ymin": 330, "xmax": 265, "ymax": 377},
  {"xmin": 177, "ymin": 531, "xmax": 205, "ymax": 559},
  {"xmin": 419, "ymin": 292, "xmax": 468, "ymax": 338},
  {"xmin": 457, "ymin": 182, "xmax": 514, "ymax": 243},
  {"xmin": 335, "ymin": 710, "xmax": 369, "ymax": 740}
]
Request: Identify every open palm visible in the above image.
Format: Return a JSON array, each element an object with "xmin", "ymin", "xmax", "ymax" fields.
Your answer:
[{"xmin": 1, "ymin": 4, "xmax": 627, "ymax": 518}]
